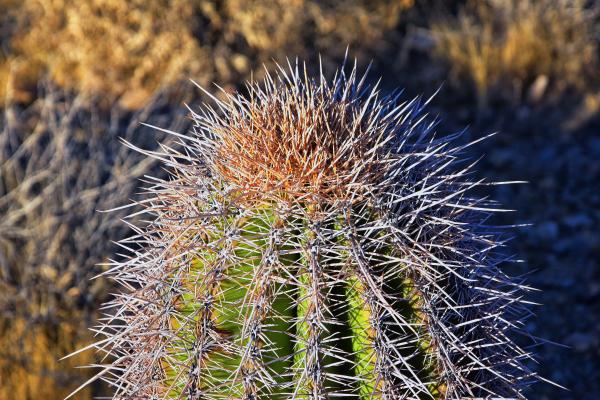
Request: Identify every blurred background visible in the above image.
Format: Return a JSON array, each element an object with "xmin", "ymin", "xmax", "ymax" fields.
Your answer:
[{"xmin": 0, "ymin": 1, "xmax": 598, "ymax": 399}]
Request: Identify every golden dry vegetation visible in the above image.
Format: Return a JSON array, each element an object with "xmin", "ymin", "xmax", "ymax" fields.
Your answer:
[
  {"xmin": 0, "ymin": 86, "xmax": 192, "ymax": 398},
  {"xmin": 431, "ymin": 0, "xmax": 599, "ymax": 105},
  {"xmin": 0, "ymin": 0, "xmax": 413, "ymax": 108},
  {"xmin": 1, "ymin": 0, "xmax": 207, "ymax": 107},
  {"xmin": 0, "ymin": 316, "xmax": 96, "ymax": 399}
]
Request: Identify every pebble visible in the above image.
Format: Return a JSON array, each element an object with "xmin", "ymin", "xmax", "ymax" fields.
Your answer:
[
  {"xmin": 563, "ymin": 213, "xmax": 593, "ymax": 228},
  {"xmin": 565, "ymin": 332, "xmax": 596, "ymax": 353},
  {"xmin": 534, "ymin": 221, "xmax": 559, "ymax": 241}
]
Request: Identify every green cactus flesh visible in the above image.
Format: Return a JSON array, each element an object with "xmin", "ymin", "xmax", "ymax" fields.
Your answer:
[{"xmin": 158, "ymin": 202, "xmax": 444, "ymax": 399}]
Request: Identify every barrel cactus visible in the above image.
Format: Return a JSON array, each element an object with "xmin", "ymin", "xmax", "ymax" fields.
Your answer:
[{"xmin": 77, "ymin": 62, "xmax": 541, "ymax": 399}]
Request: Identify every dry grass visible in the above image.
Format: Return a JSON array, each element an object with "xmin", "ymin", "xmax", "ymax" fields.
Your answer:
[
  {"xmin": 431, "ymin": 0, "xmax": 599, "ymax": 106},
  {"xmin": 217, "ymin": 0, "xmax": 413, "ymax": 68},
  {"xmin": 0, "ymin": 316, "xmax": 98, "ymax": 399},
  {"xmin": 1, "ymin": 0, "xmax": 413, "ymax": 108},
  {"xmin": 0, "ymin": 83, "xmax": 194, "ymax": 397},
  {"xmin": 0, "ymin": 83, "xmax": 192, "ymax": 320},
  {"xmin": 2, "ymin": 0, "xmax": 205, "ymax": 107}
]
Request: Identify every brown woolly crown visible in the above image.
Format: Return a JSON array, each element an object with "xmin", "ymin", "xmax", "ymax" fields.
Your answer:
[{"xmin": 191, "ymin": 63, "xmax": 423, "ymax": 203}]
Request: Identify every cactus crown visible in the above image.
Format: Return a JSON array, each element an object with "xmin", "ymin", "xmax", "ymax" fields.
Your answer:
[{"xmin": 77, "ymin": 61, "xmax": 541, "ymax": 399}]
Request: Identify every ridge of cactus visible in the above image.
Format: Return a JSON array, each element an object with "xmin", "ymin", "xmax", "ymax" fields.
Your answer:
[{"xmin": 72, "ymin": 60, "xmax": 544, "ymax": 399}]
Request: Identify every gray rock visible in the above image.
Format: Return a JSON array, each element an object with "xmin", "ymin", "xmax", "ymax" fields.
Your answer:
[
  {"xmin": 566, "ymin": 332, "xmax": 596, "ymax": 352},
  {"xmin": 563, "ymin": 213, "xmax": 593, "ymax": 228},
  {"xmin": 535, "ymin": 221, "xmax": 560, "ymax": 241}
]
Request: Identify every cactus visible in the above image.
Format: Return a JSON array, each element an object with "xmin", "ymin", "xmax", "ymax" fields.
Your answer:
[{"xmin": 76, "ymin": 61, "xmax": 542, "ymax": 399}]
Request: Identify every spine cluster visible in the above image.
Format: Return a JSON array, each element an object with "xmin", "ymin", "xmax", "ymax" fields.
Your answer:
[{"xmin": 76, "ymin": 61, "xmax": 541, "ymax": 399}]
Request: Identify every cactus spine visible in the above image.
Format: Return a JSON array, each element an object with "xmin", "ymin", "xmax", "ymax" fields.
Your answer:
[{"xmin": 79, "ymin": 62, "xmax": 541, "ymax": 399}]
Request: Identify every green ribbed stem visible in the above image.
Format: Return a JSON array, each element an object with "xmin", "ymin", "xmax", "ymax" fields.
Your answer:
[{"xmin": 162, "ymin": 203, "xmax": 444, "ymax": 399}]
